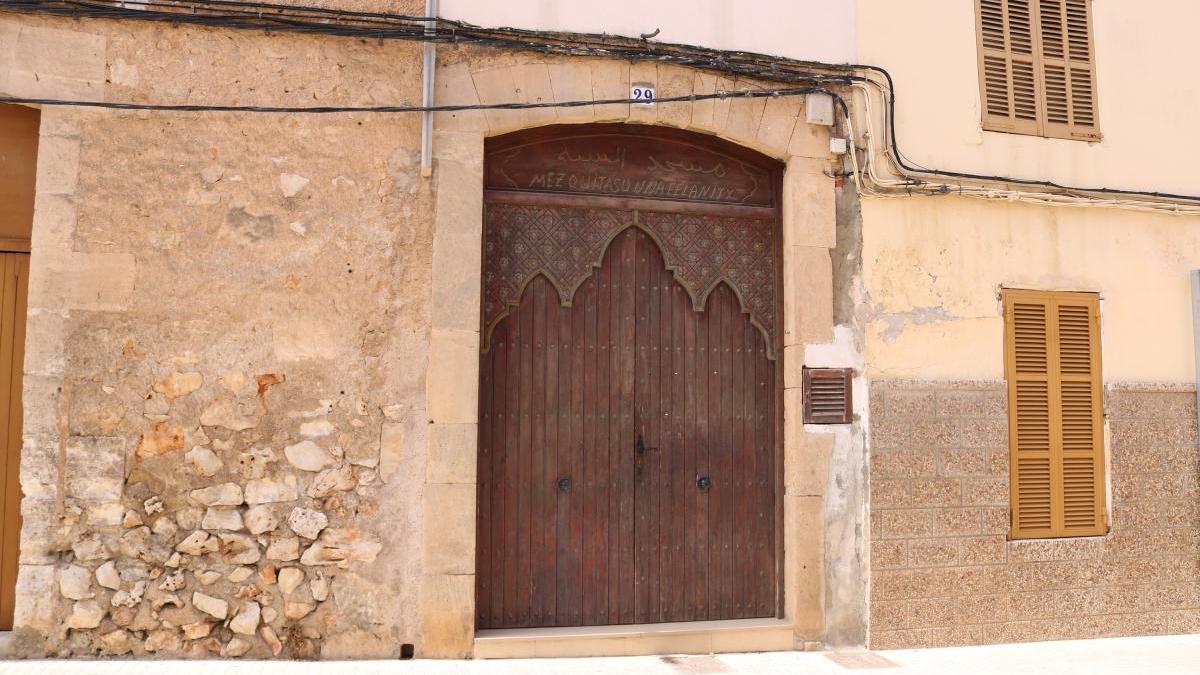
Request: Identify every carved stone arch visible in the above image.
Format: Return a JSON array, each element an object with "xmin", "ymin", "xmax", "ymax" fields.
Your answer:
[
  {"xmin": 483, "ymin": 123, "xmax": 784, "ymax": 358},
  {"xmin": 480, "ymin": 220, "xmax": 776, "ymax": 359}
]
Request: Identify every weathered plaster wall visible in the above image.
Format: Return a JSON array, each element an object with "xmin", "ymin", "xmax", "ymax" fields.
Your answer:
[
  {"xmin": 861, "ymin": 197, "xmax": 1200, "ymax": 384},
  {"xmin": 859, "ymin": 196, "xmax": 1200, "ymax": 650},
  {"xmin": 5, "ymin": 13, "xmax": 435, "ymax": 658}
]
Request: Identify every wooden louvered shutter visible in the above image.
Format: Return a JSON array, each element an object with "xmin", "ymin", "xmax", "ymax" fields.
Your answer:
[
  {"xmin": 1037, "ymin": 0, "xmax": 1101, "ymax": 139},
  {"xmin": 978, "ymin": 0, "xmax": 1040, "ymax": 135},
  {"xmin": 977, "ymin": 0, "xmax": 1100, "ymax": 140},
  {"xmin": 1005, "ymin": 289, "xmax": 1106, "ymax": 539}
]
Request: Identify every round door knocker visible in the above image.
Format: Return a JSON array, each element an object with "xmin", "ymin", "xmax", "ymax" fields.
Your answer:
[
  {"xmin": 697, "ymin": 475, "xmax": 712, "ymax": 491},
  {"xmin": 558, "ymin": 477, "xmax": 572, "ymax": 493}
]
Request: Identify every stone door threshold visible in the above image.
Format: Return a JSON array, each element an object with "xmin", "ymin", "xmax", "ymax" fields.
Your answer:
[{"xmin": 474, "ymin": 617, "xmax": 795, "ymax": 658}]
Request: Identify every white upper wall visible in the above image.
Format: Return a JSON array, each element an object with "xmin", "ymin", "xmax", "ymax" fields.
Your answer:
[{"xmin": 439, "ymin": 0, "xmax": 859, "ymax": 65}]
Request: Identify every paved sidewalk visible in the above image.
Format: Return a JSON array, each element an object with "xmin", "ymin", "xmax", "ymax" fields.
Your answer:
[{"xmin": 0, "ymin": 633, "xmax": 1196, "ymax": 674}]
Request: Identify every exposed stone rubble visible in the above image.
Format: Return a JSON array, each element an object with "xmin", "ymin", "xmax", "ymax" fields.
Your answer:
[{"xmin": 40, "ymin": 369, "xmax": 385, "ymax": 658}]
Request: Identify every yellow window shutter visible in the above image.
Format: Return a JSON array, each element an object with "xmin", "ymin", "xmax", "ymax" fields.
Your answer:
[
  {"xmin": 1036, "ymin": 0, "xmax": 1101, "ymax": 140},
  {"xmin": 1006, "ymin": 292, "xmax": 1055, "ymax": 537},
  {"xmin": 1005, "ymin": 290, "xmax": 1106, "ymax": 539},
  {"xmin": 978, "ymin": 0, "xmax": 1041, "ymax": 135},
  {"xmin": 1053, "ymin": 294, "xmax": 1105, "ymax": 535}
]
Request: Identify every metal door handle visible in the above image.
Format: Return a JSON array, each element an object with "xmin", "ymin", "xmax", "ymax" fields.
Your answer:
[
  {"xmin": 558, "ymin": 477, "xmax": 571, "ymax": 492},
  {"xmin": 697, "ymin": 475, "xmax": 712, "ymax": 491}
]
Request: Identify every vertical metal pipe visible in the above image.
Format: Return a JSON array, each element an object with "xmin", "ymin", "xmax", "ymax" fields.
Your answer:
[
  {"xmin": 420, "ymin": 0, "xmax": 437, "ymax": 177},
  {"xmin": 1191, "ymin": 270, "xmax": 1200, "ymax": 451}
]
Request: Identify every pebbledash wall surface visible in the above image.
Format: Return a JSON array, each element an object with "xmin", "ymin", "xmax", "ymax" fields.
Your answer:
[{"xmin": 1, "ymin": 0, "xmax": 1199, "ymax": 662}]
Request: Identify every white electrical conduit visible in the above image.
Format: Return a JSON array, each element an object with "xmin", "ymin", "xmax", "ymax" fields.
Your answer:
[{"xmin": 843, "ymin": 73, "xmax": 1200, "ymax": 216}]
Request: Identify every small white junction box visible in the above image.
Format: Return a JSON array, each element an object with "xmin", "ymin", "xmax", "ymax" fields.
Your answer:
[{"xmin": 806, "ymin": 92, "xmax": 835, "ymax": 126}]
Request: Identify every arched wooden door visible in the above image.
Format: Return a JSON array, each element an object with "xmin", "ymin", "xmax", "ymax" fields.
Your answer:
[{"xmin": 476, "ymin": 124, "xmax": 783, "ymax": 629}]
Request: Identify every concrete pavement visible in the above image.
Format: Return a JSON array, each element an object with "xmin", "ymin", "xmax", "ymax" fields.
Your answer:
[{"xmin": 0, "ymin": 633, "xmax": 1195, "ymax": 674}]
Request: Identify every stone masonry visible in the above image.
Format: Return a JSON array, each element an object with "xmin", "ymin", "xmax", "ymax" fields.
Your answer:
[
  {"xmin": 1, "ymin": 3, "xmax": 854, "ymax": 659},
  {"xmin": 869, "ymin": 381, "xmax": 1200, "ymax": 649},
  {"xmin": 5, "ymin": 9, "xmax": 433, "ymax": 659}
]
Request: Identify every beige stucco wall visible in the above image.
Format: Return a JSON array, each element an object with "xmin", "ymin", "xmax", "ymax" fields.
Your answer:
[
  {"xmin": 861, "ymin": 197, "xmax": 1200, "ymax": 383},
  {"xmin": 857, "ymin": 0, "xmax": 1200, "ymax": 196},
  {"xmin": 855, "ymin": 0, "xmax": 1200, "ymax": 653}
]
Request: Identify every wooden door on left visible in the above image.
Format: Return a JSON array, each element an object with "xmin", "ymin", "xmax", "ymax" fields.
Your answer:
[
  {"xmin": 0, "ymin": 252, "xmax": 28, "ymax": 630},
  {"xmin": 0, "ymin": 103, "xmax": 37, "ymax": 632}
]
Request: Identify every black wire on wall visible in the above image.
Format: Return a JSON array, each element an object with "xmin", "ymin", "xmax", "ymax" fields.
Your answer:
[
  {"xmin": 0, "ymin": 86, "xmax": 839, "ymax": 113},
  {"xmin": 2, "ymin": 0, "xmax": 1198, "ymax": 205}
]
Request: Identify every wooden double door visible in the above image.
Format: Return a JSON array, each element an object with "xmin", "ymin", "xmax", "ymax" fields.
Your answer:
[{"xmin": 476, "ymin": 125, "xmax": 783, "ymax": 630}]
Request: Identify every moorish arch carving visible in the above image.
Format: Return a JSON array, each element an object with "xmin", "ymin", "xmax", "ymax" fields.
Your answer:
[{"xmin": 482, "ymin": 123, "xmax": 783, "ymax": 359}]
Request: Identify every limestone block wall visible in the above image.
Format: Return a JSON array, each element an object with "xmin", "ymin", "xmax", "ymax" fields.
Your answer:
[
  {"xmin": 868, "ymin": 381, "xmax": 1200, "ymax": 649},
  {"xmin": 4, "ymin": 13, "xmax": 435, "ymax": 658},
  {"xmin": 0, "ymin": 8, "xmax": 858, "ymax": 659}
]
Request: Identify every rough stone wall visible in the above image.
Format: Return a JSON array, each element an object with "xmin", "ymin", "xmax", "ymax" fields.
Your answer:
[
  {"xmin": 2, "ymin": 7, "xmax": 861, "ymax": 658},
  {"xmin": 868, "ymin": 381, "xmax": 1200, "ymax": 648},
  {"xmin": 9, "ymin": 13, "xmax": 437, "ymax": 658}
]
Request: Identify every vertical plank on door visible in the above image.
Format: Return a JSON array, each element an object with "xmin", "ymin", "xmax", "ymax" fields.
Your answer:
[
  {"xmin": 476, "ymin": 278, "xmax": 494, "ymax": 626},
  {"xmin": 543, "ymin": 280, "xmax": 561, "ymax": 626},
  {"xmin": 554, "ymin": 276, "xmax": 573, "ymax": 626},
  {"xmin": 529, "ymin": 279, "xmax": 548, "ymax": 626},
  {"xmin": 617, "ymin": 230, "xmax": 637, "ymax": 624}
]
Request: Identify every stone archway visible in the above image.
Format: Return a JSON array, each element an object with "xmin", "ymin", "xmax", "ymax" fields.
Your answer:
[
  {"xmin": 476, "ymin": 124, "xmax": 784, "ymax": 630},
  {"xmin": 419, "ymin": 53, "xmax": 852, "ymax": 657}
]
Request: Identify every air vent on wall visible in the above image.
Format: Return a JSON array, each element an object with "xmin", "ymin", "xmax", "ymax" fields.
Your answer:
[{"xmin": 802, "ymin": 368, "xmax": 854, "ymax": 424}]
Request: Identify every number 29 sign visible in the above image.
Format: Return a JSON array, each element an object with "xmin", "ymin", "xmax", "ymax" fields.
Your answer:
[{"xmin": 631, "ymin": 83, "xmax": 656, "ymax": 105}]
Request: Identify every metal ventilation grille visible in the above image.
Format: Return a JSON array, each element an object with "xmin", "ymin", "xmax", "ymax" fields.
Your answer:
[{"xmin": 802, "ymin": 368, "xmax": 853, "ymax": 424}]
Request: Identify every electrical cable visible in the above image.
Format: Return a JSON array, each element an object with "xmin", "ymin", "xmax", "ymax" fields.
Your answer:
[
  {"xmin": 2, "ymin": 0, "xmax": 1198, "ymax": 210},
  {"xmin": 0, "ymin": 85, "xmax": 837, "ymax": 113}
]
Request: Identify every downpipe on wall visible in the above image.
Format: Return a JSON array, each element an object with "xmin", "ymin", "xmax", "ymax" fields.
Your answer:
[{"xmin": 420, "ymin": 0, "xmax": 437, "ymax": 178}]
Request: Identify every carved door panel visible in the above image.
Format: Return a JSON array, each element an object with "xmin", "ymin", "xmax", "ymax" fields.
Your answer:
[
  {"xmin": 477, "ymin": 125, "xmax": 782, "ymax": 630},
  {"xmin": 477, "ymin": 225, "xmax": 638, "ymax": 629},
  {"xmin": 630, "ymin": 227, "xmax": 776, "ymax": 624}
]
